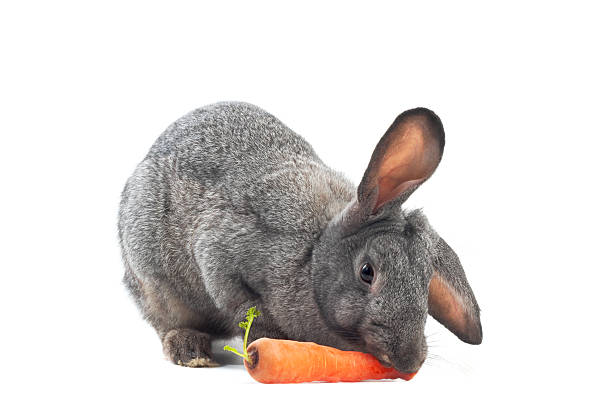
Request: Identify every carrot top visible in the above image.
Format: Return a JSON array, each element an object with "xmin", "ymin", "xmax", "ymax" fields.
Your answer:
[{"xmin": 223, "ymin": 306, "xmax": 261, "ymax": 364}]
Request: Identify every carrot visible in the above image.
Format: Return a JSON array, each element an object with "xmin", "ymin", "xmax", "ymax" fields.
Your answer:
[
  {"xmin": 224, "ymin": 307, "xmax": 417, "ymax": 384},
  {"xmin": 244, "ymin": 338, "xmax": 416, "ymax": 383}
]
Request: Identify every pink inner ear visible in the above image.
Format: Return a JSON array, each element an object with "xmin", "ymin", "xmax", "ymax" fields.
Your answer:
[
  {"xmin": 373, "ymin": 123, "xmax": 439, "ymax": 210},
  {"xmin": 376, "ymin": 176, "xmax": 424, "ymax": 209},
  {"xmin": 428, "ymin": 274, "xmax": 470, "ymax": 336}
]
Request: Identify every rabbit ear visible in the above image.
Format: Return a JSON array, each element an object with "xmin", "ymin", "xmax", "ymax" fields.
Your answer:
[
  {"xmin": 357, "ymin": 108, "xmax": 445, "ymax": 214},
  {"xmin": 428, "ymin": 237, "xmax": 483, "ymax": 344}
]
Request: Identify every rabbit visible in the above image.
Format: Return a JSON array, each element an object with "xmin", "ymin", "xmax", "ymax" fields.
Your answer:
[{"xmin": 118, "ymin": 101, "xmax": 482, "ymax": 372}]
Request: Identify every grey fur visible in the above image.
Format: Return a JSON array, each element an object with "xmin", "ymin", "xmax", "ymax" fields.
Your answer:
[{"xmin": 118, "ymin": 101, "xmax": 481, "ymax": 373}]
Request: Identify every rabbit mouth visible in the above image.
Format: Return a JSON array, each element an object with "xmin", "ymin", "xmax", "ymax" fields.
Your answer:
[
  {"xmin": 363, "ymin": 337, "xmax": 395, "ymax": 368},
  {"xmin": 364, "ymin": 336, "xmax": 426, "ymax": 373},
  {"xmin": 377, "ymin": 353, "xmax": 393, "ymax": 368}
]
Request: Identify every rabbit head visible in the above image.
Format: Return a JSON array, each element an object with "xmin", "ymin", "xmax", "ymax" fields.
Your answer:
[{"xmin": 311, "ymin": 108, "xmax": 482, "ymax": 374}]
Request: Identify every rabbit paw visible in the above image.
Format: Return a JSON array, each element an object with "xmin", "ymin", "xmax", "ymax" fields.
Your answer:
[{"xmin": 162, "ymin": 329, "xmax": 220, "ymax": 367}]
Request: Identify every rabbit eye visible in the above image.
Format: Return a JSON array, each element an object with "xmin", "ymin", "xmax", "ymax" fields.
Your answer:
[{"xmin": 360, "ymin": 263, "xmax": 374, "ymax": 285}]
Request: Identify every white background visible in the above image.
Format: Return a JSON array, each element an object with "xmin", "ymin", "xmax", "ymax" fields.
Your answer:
[{"xmin": 1, "ymin": 1, "xmax": 611, "ymax": 410}]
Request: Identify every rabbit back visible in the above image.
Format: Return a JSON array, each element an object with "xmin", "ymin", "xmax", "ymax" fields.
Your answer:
[{"xmin": 119, "ymin": 102, "xmax": 353, "ymax": 338}]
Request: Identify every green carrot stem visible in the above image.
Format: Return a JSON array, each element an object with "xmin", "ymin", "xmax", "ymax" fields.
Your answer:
[{"xmin": 223, "ymin": 306, "xmax": 261, "ymax": 364}]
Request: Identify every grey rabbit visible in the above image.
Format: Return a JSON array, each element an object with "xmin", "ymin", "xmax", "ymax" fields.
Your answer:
[{"xmin": 118, "ymin": 101, "xmax": 482, "ymax": 372}]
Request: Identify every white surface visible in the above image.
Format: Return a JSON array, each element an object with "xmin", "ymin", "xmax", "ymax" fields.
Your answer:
[{"xmin": 1, "ymin": 1, "xmax": 610, "ymax": 410}]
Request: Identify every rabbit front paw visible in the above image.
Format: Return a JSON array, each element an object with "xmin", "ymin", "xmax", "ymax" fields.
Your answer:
[{"xmin": 162, "ymin": 329, "xmax": 220, "ymax": 367}]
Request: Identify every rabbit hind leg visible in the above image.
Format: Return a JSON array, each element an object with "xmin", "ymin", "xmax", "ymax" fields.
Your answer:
[{"xmin": 123, "ymin": 268, "xmax": 219, "ymax": 367}]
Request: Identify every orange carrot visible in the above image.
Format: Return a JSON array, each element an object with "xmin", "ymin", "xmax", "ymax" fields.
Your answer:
[
  {"xmin": 244, "ymin": 338, "xmax": 416, "ymax": 384},
  {"xmin": 224, "ymin": 307, "xmax": 417, "ymax": 384}
]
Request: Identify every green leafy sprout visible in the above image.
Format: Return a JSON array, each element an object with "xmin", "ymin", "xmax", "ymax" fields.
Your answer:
[{"xmin": 223, "ymin": 306, "xmax": 261, "ymax": 364}]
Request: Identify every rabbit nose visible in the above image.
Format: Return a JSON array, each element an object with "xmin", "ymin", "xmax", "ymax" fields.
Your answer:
[{"xmin": 391, "ymin": 349, "xmax": 426, "ymax": 374}]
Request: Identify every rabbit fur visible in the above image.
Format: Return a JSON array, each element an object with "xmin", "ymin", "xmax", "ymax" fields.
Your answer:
[{"xmin": 118, "ymin": 102, "xmax": 482, "ymax": 373}]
